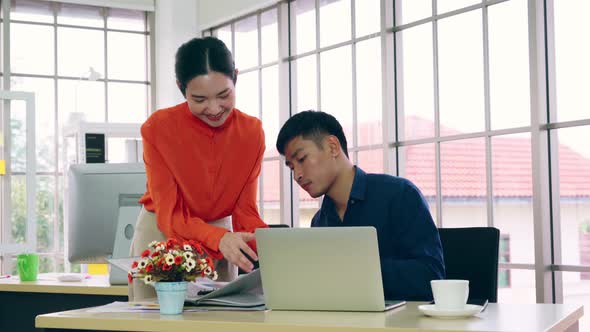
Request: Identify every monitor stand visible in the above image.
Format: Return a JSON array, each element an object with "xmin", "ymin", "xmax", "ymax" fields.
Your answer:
[{"xmin": 109, "ymin": 198, "xmax": 142, "ymax": 285}]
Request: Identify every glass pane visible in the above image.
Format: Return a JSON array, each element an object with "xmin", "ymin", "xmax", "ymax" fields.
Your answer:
[
  {"xmin": 107, "ymin": 82, "xmax": 147, "ymax": 123},
  {"xmin": 58, "ymin": 175, "xmax": 65, "ymax": 251},
  {"xmin": 320, "ymin": 46, "xmax": 353, "ymax": 144},
  {"xmin": 357, "ymin": 149, "xmax": 383, "ymax": 174},
  {"xmin": 36, "ymin": 175, "xmax": 55, "ymax": 253},
  {"xmin": 437, "ymin": 0, "xmax": 480, "ymax": 15},
  {"xmin": 261, "ymin": 9, "xmax": 278, "ymax": 64},
  {"xmin": 295, "ymin": 55, "xmax": 317, "ymax": 112},
  {"xmin": 554, "ymin": 0, "xmax": 590, "ymax": 122},
  {"xmin": 10, "ymin": 0, "xmax": 53, "ymax": 23},
  {"xmin": 497, "ymin": 269, "xmax": 536, "ymax": 303},
  {"xmin": 10, "ymin": 100, "xmax": 27, "ymax": 172},
  {"xmin": 107, "ymin": 31, "xmax": 147, "ymax": 81},
  {"xmin": 441, "ymin": 138, "xmax": 487, "ymax": 227},
  {"xmin": 295, "ymin": 0, "xmax": 316, "ymax": 54},
  {"xmin": 562, "ymin": 272, "xmax": 590, "ymax": 332},
  {"xmin": 397, "ymin": 23, "xmax": 434, "ymax": 140},
  {"xmin": 57, "ymin": 3, "xmax": 103, "ymax": 28},
  {"xmin": 11, "ymin": 23, "xmax": 54, "ymax": 75},
  {"xmin": 57, "ymin": 27, "xmax": 105, "ymax": 77},
  {"xmin": 438, "ymin": 10, "xmax": 484, "ymax": 134},
  {"xmin": 355, "ymin": 0, "xmax": 379, "ymax": 37},
  {"xmin": 107, "ymin": 137, "xmax": 128, "ymax": 163},
  {"xmin": 107, "ymin": 8, "xmax": 145, "ymax": 31},
  {"xmin": 11, "ymin": 77, "xmax": 55, "ymax": 172},
  {"xmin": 299, "ymin": 188, "xmax": 321, "ymax": 228},
  {"xmin": 261, "ymin": 65, "xmax": 279, "ymax": 157},
  {"xmin": 10, "ymin": 175, "xmax": 27, "ymax": 245},
  {"xmin": 557, "ymin": 126, "xmax": 590, "ymax": 266},
  {"xmin": 39, "ymin": 254, "xmax": 64, "ymax": 273},
  {"xmin": 236, "ymin": 70, "xmax": 259, "ymax": 118},
  {"xmin": 235, "ymin": 16, "xmax": 258, "ymax": 70},
  {"xmin": 58, "ymin": 79, "xmax": 105, "ymax": 129},
  {"xmin": 399, "ymin": 144, "xmax": 437, "ymax": 223},
  {"xmin": 397, "ymin": 0, "xmax": 431, "ymax": 26},
  {"xmin": 262, "ymin": 160, "xmax": 281, "ymax": 225},
  {"xmin": 488, "ymin": 0, "xmax": 530, "ymax": 130},
  {"xmin": 319, "ymin": 0, "xmax": 351, "ymax": 47},
  {"xmin": 215, "ymin": 25, "xmax": 232, "ymax": 53},
  {"xmin": 356, "ymin": 37, "xmax": 382, "ymax": 146},
  {"xmin": 492, "ymin": 133, "xmax": 534, "ymax": 264}
]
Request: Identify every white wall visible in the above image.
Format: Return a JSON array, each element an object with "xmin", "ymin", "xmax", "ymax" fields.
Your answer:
[
  {"xmin": 198, "ymin": 0, "xmax": 278, "ymax": 30},
  {"xmin": 153, "ymin": 0, "xmax": 200, "ymax": 110}
]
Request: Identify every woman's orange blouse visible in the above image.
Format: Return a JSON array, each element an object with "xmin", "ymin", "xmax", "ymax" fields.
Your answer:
[{"xmin": 139, "ymin": 102, "xmax": 267, "ymax": 259}]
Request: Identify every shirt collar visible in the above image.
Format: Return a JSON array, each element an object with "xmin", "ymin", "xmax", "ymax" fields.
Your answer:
[
  {"xmin": 321, "ymin": 165, "xmax": 367, "ymax": 211},
  {"xmin": 349, "ymin": 166, "xmax": 367, "ymax": 201}
]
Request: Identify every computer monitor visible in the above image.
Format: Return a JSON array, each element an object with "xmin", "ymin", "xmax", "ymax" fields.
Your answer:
[{"xmin": 67, "ymin": 163, "xmax": 146, "ymax": 264}]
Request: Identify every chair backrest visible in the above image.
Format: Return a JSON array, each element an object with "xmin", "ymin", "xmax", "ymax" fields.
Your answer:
[{"xmin": 438, "ymin": 227, "xmax": 500, "ymax": 302}]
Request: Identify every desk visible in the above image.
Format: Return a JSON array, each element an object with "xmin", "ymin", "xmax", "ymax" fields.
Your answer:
[
  {"xmin": 0, "ymin": 273, "xmax": 128, "ymax": 332},
  {"xmin": 36, "ymin": 302, "xmax": 583, "ymax": 332}
]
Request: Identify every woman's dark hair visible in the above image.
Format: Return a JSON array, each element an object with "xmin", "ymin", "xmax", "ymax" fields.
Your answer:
[
  {"xmin": 276, "ymin": 110, "xmax": 349, "ymax": 158},
  {"xmin": 175, "ymin": 37, "xmax": 236, "ymax": 96}
]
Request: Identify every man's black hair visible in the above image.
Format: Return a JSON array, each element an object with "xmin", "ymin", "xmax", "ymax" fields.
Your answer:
[
  {"xmin": 276, "ymin": 110, "xmax": 349, "ymax": 158},
  {"xmin": 175, "ymin": 37, "xmax": 235, "ymax": 96}
]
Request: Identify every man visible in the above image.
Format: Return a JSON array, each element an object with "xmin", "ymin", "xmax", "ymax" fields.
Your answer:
[{"xmin": 275, "ymin": 110, "xmax": 445, "ymax": 301}]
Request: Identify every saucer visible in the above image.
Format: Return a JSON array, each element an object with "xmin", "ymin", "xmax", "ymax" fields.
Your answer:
[{"xmin": 418, "ymin": 304, "xmax": 483, "ymax": 318}]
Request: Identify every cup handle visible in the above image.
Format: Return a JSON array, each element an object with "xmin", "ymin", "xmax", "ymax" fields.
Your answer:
[{"xmin": 17, "ymin": 258, "xmax": 28, "ymax": 275}]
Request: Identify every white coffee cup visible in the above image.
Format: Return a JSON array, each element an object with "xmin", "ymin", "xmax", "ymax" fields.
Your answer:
[{"xmin": 430, "ymin": 279, "xmax": 469, "ymax": 310}]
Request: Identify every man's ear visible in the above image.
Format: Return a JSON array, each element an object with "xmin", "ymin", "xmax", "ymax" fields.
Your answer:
[
  {"xmin": 325, "ymin": 135, "xmax": 343, "ymax": 158},
  {"xmin": 233, "ymin": 69, "xmax": 239, "ymax": 85}
]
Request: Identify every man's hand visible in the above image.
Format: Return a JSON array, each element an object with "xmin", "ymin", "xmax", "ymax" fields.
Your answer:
[{"xmin": 218, "ymin": 232, "xmax": 258, "ymax": 273}]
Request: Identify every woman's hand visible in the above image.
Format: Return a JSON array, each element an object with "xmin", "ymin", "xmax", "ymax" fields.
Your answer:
[{"xmin": 218, "ymin": 232, "xmax": 258, "ymax": 273}]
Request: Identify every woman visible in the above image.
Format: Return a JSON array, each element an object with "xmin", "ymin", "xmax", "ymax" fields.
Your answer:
[{"xmin": 130, "ymin": 37, "xmax": 267, "ymax": 300}]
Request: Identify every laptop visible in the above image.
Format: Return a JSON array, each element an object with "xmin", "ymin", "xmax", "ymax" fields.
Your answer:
[{"xmin": 255, "ymin": 227, "xmax": 405, "ymax": 312}]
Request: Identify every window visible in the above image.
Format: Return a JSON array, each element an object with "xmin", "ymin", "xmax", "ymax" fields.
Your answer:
[
  {"xmin": 499, "ymin": 234, "xmax": 511, "ymax": 288},
  {"xmin": 207, "ymin": 8, "xmax": 282, "ymax": 225},
  {"xmin": 1, "ymin": 0, "xmax": 151, "ymax": 274},
  {"xmin": 206, "ymin": 0, "xmax": 589, "ymax": 327}
]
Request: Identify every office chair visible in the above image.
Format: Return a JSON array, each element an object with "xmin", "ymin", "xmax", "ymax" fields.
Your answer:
[
  {"xmin": 238, "ymin": 224, "xmax": 290, "ymax": 275},
  {"xmin": 438, "ymin": 227, "xmax": 500, "ymax": 303}
]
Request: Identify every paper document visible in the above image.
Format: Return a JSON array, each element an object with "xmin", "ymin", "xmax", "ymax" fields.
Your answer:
[
  {"xmin": 186, "ymin": 269, "xmax": 265, "ymax": 308},
  {"xmin": 86, "ymin": 301, "xmax": 266, "ymax": 313},
  {"xmin": 107, "ymin": 256, "xmax": 140, "ymax": 273}
]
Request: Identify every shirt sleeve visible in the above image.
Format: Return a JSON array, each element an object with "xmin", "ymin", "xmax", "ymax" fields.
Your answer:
[
  {"xmin": 231, "ymin": 125, "xmax": 268, "ymax": 252},
  {"xmin": 142, "ymin": 125, "xmax": 227, "ymax": 259},
  {"xmin": 380, "ymin": 182, "xmax": 445, "ymax": 301}
]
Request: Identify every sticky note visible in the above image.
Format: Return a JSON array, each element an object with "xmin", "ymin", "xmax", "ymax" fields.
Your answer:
[{"xmin": 0, "ymin": 160, "xmax": 5, "ymax": 175}]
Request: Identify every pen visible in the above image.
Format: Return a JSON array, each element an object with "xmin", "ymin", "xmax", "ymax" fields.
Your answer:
[{"xmin": 0, "ymin": 275, "xmax": 11, "ymax": 279}]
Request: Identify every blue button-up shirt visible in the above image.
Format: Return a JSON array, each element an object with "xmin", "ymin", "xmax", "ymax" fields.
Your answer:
[{"xmin": 311, "ymin": 166, "xmax": 445, "ymax": 301}]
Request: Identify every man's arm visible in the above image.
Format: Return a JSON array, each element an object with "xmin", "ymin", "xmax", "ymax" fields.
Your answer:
[{"xmin": 381, "ymin": 181, "xmax": 445, "ymax": 301}]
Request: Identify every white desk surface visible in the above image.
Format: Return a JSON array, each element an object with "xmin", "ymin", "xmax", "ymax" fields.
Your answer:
[
  {"xmin": 36, "ymin": 302, "xmax": 583, "ymax": 332},
  {"xmin": 0, "ymin": 273, "xmax": 128, "ymax": 296}
]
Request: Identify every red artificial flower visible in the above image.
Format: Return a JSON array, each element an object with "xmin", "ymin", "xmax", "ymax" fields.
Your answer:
[
  {"xmin": 128, "ymin": 272, "xmax": 133, "ymax": 284},
  {"xmin": 166, "ymin": 238, "xmax": 179, "ymax": 250},
  {"xmin": 174, "ymin": 256, "xmax": 183, "ymax": 265},
  {"xmin": 162, "ymin": 264, "xmax": 172, "ymax": 271},
  {"xmin": 151, "ymin": 251, "xmax": 160, "ymax": 258},
  {"xmin": 145, "ymin": 263, "xmax": 154, "ymax": 273},
  {"xmin": 189, "ymin": 240, "xmax": 204, "ymax": 254},
  {"xmin": 141, "ymin": 249, "xmax": 150, "ymax": 258},
  {"xmin": 131, "ymin": 261, "xmax": 138, "ymax": 269}
]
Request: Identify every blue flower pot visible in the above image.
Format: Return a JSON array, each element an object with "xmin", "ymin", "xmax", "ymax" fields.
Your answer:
[{"xmin": 155, "ymin": 281, "xmax": 188, "ymax": 315}]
